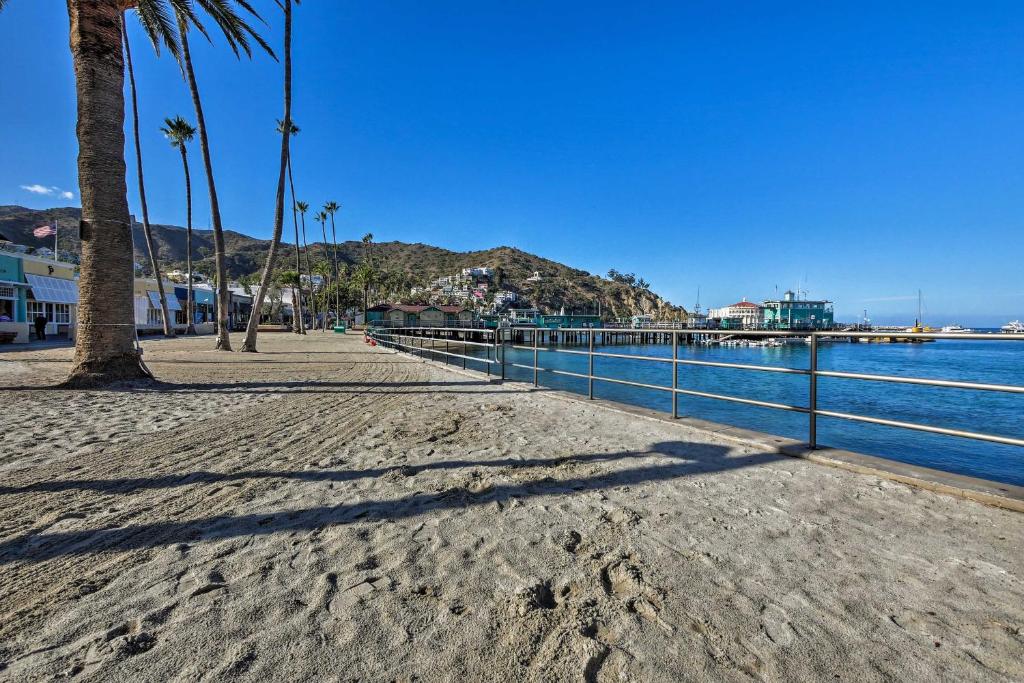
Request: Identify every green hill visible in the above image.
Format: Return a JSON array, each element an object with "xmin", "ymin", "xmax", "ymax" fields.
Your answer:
[{"xmin": 0, "ymin": 205, "xmax": 685, "ymax": 319}]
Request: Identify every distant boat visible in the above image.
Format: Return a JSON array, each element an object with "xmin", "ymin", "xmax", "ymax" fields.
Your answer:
[
  {"xmin": 941, "ymin": 324, "xmax": 974, "ymax": 333},
  {"xmin": 1001, "ymin": 320, "xmax": 1024, "ymax": 333}
]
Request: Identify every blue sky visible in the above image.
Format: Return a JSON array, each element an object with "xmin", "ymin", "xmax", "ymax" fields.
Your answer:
[{"xmin": 1, "ymin": 1, "xmax": 1022, "ymax": 325}]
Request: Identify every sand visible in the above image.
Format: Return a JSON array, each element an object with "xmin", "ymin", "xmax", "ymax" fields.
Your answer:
[{"xmin": 0, "ymin": 332, "xmax": 1021, "ymax": 682}]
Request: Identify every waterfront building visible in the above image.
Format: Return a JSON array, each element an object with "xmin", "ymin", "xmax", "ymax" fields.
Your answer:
[
  {"xmin": 133, "ymin": 278, "xmax": 184, "ymax": 333},
  {"xmin": 177, "ymin": 284, "xmax": 216, "ymax": 331},
  {"xmin": 762, "ymin": 290, "xmax": 834, "ymax": 330},
  {"xmin": 686, "ymin": 311, "xmax": 709, "ymax": 329},
  {"xmin": 708, "ymin": 299, "xmax": 763, "ymax": 329},
  {"xmin": 0, "ymin": 249, "xmax": 78, "ymax": 343},
  {"xmin": 370, "ymin": 304, "xmax": 475, "ymax": 327}
]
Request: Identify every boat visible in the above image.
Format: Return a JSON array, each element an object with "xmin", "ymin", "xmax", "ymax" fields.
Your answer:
[
  {"xmin": 940, "ymin": 324, "xmax": 974, "ymax": 333},
  {"xmin": 1001, "ymin": 320, "xmax": 1024, "ymax": 333}
]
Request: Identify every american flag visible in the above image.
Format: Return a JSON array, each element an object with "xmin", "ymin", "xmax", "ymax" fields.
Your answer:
[{"xmin": 34, "ymin": 224, "xmax": 57, "ymax": 238}]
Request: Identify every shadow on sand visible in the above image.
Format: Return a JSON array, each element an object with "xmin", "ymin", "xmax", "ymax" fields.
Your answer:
[{"xmin": 0, "ymin": 441, "xmax": 780, "ymax": 564}]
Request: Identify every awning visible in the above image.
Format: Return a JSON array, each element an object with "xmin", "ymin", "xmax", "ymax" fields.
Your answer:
[
  {"xmin": 192, "ymin": 288, "xmax": 215, "ymax": 306},
  {"xmin": 147, "ymin": 290, "xmax": 182, "ymax": 311},
  {"xmin": 25, "ymin": 274, "xmax": 79, "ymax": 304}
]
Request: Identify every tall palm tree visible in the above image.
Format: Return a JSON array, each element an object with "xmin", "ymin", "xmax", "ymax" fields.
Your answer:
[
  {"xmin": 312, "ymin": 260, "xmax": 331, "ymax": 331},
  {"xmin": 53, "ymin": 0, "xmax": 150, "ymax": 385},
  {"xmin": 241, "ymin": 0, "xmax": 295, "ymax": 352},
  {"xmin": 314, "ymin": 210, "xmax": 330, "ymax": 329},
  {"xmin": 160, "ymin": 115, "xmax": 197, "ymax": 335},
  {"xmin": 323, "ymin": 200, "xmax": 341, "ymax": 321},
  {"xmin": 277, "ymin": 119, "xmax": 304, "ymax": 334},
  {"xmin": 172, "ymin": 1, "xmax": 273, "ymax": 350},
  {"xmin": 295, "ymin": 200, "xmax": 316, "ymax": 331},
  {"xmin": 121, "ymin": 9, "xmax": 174, "ymax": 337},
  {"xmin": 360, "ymin": 232, "xmax": 374, "ymax": 323}
]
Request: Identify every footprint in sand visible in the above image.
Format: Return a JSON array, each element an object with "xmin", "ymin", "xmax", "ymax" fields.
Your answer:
[{"xmin": 760, "ymin": 603, "xmax": 796, "ymax": 645}]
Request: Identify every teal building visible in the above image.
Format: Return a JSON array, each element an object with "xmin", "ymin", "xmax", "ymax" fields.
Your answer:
[
  {"xmin": 0, "ymin": 253, "xmax": 29, "ymax": 338},
  {"xmin": 762, "ymin": 291, "xmax": 834, "ymax": 330}
]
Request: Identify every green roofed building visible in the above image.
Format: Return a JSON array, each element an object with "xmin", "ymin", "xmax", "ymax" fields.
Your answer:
[{"xmin": 762, "ymin": 290, "xmax": 834, "ymax": 330}]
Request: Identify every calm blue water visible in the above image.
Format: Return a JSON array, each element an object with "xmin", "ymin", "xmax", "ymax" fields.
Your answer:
[{"xmin": 449, "ymin": 337, "xmax": 1024, "ymax": 486}]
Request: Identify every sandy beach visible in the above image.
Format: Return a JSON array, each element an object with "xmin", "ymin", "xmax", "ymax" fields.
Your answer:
[{"xmin": 0, "ymin": 332, "xmax": 1021, "ymax": 681}]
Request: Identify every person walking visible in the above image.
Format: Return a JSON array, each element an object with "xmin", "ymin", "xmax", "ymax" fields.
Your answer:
[{"xmin": 34, "ymin": 314, "xmax": 48, "ymax": 341}]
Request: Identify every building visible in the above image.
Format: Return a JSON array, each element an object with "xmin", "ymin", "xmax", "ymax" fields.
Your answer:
[
  {"xmin": 686, "ymin": 311, "xmax": 709, "ymax": 329},
  {"xmin": 708, "ymin": 298, "xmax": 763, "ymax": 329},
  {"xmin": 461, "ymin": 267, "xmax": 493, "ymax": 278},
  {"xmin": 368, "ymin": 304, "xmax": 475, "ymax": 327},
  {"xmin": 762, "ymin": 291, "xmax": 834, "ymax": 330},
  {"xmin": 176, "ymin": 284, "xmax": 216, "ymax": 332},
  {"xmin": 0, "ymin": 249, "xmax": 78, "ymax": 343},
  {"xmin": 133, "ymin": 278, "xmax": 184, "ymax": 333}
]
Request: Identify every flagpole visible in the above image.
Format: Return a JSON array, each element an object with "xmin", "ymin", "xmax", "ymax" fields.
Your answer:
[{"xmin": 53, "ymin": 219, "xmax": 58, "ymax": 261}]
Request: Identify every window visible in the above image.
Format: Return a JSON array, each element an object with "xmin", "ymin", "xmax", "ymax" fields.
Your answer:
[
  {"xmin": 52, "ymin": 303, "xmax": 70, "ymax": 324},
  {"xmin": 147, "ymin": 307, "xmax": 163, "ymax": 326},
  {"xmin": 28, "ymin": 301, "xmax": 47, "ymax": 321},
  {"xmin": 0, "ymin": 285, "xmax": 15, "ymax": 300}
]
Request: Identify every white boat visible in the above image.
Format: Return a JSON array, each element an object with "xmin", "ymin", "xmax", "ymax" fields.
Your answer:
[
  {"xmin": 940, "ymin": 324, "xmax": 973, "ymax": 333},
  {"xmin": 1001, "ymin": 320, "xmax": 1024, "ymax": 333}
]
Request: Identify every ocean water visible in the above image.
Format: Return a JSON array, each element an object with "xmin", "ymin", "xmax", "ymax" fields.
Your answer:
[{"xmin": 449, "ymin": 337, "xmax": 1024, "ymax": 486}]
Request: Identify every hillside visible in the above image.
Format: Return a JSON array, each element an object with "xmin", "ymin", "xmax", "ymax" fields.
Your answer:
[{"xmin": 0, "ymin": 206, "xmax": 685, "ymax": 319}]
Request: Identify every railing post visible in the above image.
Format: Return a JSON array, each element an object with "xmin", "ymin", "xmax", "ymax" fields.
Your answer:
[
  {"xmin": 462, "ymin": 331, "xmax": 467, "ymax": 370},
  {"xmin": 588, "ymin": 329, "xmax": 595, "ymax": 399},
  {"xmin": 671, "ymin": 331, "xmax": 678, "ymax": 419},
  {"xmin": 499, "ymin": 328, "xmax": 506, "ymax": 381},
  {"xmin": 809, "ymin": 332, "xmax": 818, "ymax": 449},
  {"xmin": 533, "ymin": 329, "xmax": 539, "ymax": 387},
  {"xmin": 486, "ymin": 331, "xmax": 491, "ymax": 377}
]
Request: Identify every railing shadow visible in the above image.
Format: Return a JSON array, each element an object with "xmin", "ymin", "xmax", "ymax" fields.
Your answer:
[{"xmin": 0, "ymin": 440, "xmax": 778, "ymax": 564}]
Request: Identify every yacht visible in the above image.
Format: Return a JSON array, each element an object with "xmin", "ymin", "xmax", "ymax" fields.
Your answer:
[
  {"xmin": 1001, "ymin": 320, "xmax": 1024, "ymax": 333},
  {"xmin": 940, "ymin": 324, "xmax": 973, "ymax": 333}
]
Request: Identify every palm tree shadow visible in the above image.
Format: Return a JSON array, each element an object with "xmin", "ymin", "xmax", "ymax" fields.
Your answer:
[{"xmin": 0, "ymin": 441, "xmax": 781, "ymax": 564}]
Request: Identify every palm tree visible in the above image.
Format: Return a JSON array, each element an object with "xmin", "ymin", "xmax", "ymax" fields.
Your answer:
[
  {"xmin": 295, "ymin": 200, "xmax": 316, "ymax": 330},
  {"xmin": 277, "ymin": 269, "xmax": 301, "ymax": 329},
  {"xmin": 323, "ymin": 201, "xmax": 341, "ymax": 321},
  {"xmin": 121, "ymin": 9, "xmax": 174, "ymax": 337},
  {"xmin": 160, "ymin": 115, "xmax": 197, "ymax": 335},
  {"xmin": 314, "ymin": 210, "xmax": 330, "ymax": 329},
  {"xmin": 241, "ymin": 1, "xmax": 295, "ymax": 352},
  {"xmin": 360, "ymin": 232, "xmax": 374, "ymax": 323},
  {"xmin": 51, "ymin": 0, "xmax": 151, "ymax": 385},
  {"xmin": 312, "ymin": 260, "xmax": 331, "ymax": 331},
  {"xmin": 172, "ymin": 1, "xmax": 273, "ymax": 350},
  {"xmin": 277, "ymin": 119, "xmax": 304, "ymax": 334}
]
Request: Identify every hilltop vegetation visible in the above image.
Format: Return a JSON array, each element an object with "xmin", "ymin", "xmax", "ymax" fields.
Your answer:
[{"xmin": 0, "ymin": 205, "xmax": 686, "ymax": 319}]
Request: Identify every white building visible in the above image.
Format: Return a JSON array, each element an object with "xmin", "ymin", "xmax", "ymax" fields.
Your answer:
[
  {"xmin": 708, "ymin": 298, "xmax": 764, "ymax": 329},
  {"xmin": 461, "ymin": 267, "xmax": 493, "ymax": 278}
]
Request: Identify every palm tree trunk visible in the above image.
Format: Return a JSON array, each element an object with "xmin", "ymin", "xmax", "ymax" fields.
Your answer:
[
  {"xmin": 286, "ymin": 157, "xmax": 304, "ymax": 334},
  {"xmin": 122, "ymin": 14, "xmax": 174, "ymax": 337},
  {"xmin": 320, "ymin": 222, "xmax": 330, "ymax": 331},
  {"xmin": 181, "ymin": 145, "xmax": 196, "ymax": 335},
  {"xmin": 299, "ymin": 211, "xmax": 316, "ymax": 332},
  {"xmin": 329, "ymin": 211, "xmax": 341, "ymax": 325},
  {"xmin": 241, "ymin": 0, "xmax": 291, "ymax": 352},
  {"xmin": 65, "ymin": 0, "xmax": 149, "ymax": 386},
  {"xmin": 177, "ymin": 14, "xmax": 231, "ymax": 350}
]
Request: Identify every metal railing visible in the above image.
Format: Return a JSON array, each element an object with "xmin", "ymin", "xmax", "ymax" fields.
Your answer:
[
  {"xmin": 369, "ymin": 326, "xmax": 501, "ymax": 376},
  {"xmin": 367, "ymin": 326, "xmax": 1024, "ymax": 450}
]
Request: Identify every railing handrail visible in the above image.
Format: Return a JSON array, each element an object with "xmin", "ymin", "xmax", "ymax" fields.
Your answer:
[
  {"xmin": 506, "ymin": 326, "xmax": 1024, "ymax": 341},
  {"xmin": 366, "ymin": 325, "xmax": 1024, "ymax": 455}
]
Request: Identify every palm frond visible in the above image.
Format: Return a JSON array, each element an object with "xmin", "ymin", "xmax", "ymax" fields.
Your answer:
[
  {"xmin": 193, "ymin": 0, "xmax": 276, "ymax": 60},
  {"xmin": 134, "ymin": 0, "xmax": 181, "ymax": 60}
]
